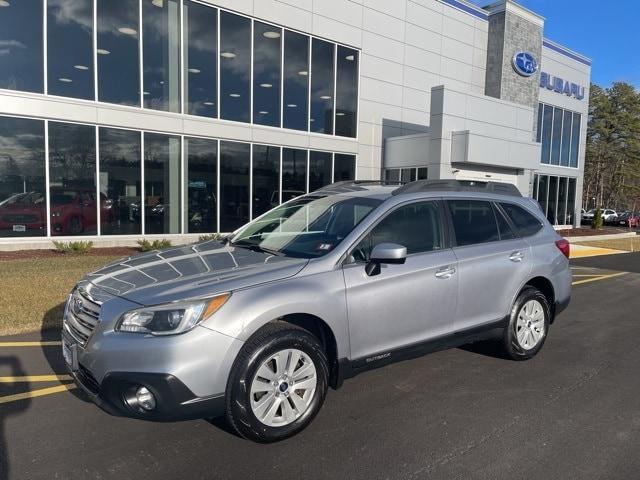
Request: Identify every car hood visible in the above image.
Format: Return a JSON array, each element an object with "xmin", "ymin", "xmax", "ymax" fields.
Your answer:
[{"xmin": 84, "ymin": 241, "xmax": 309, "ymax": 306}]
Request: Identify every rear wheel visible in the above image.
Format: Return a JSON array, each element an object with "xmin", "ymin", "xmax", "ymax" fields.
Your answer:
[
  {"xmin": 225, "ymin": 323, "xmax": 329, "ymax": 443},
  {"xmin": 502, "ymin": 286, "xmax": 550, "ymax": 360}
]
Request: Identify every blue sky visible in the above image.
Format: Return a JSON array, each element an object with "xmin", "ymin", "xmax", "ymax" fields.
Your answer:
[{"xmin": 467, "ymin": 0, "xmax": 639, "ymax": 88}]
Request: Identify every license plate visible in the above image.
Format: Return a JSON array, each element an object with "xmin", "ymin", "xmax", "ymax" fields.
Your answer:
[
  {"xmin": 620, "ymin": 222, "xmax": 625, "ymax": 225},
  {"xmin": 12, "ymin": 225, "xmax": 26, "ymax": 232},
  {"xmin": 62, "ymin": 337, "xmax": 78, "ymax": 371}
]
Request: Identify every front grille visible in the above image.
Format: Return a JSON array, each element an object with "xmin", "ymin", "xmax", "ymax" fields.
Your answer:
[{"xmin": 63, "ymin": 288, "xmax": 102, "ymax": 347}]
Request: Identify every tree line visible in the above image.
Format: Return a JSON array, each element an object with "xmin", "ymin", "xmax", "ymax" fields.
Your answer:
[{"xmin": 583, "ymin": 82, "xmax": 640, "ymax": 212}]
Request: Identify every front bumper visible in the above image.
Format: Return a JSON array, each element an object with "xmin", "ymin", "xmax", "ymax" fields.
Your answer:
[
  {"xmin": 62, "ymin": 294, "xmax": 244, "ymax": 422},
  {"xmin": 69, "ymin": 363, "xmax": 226, "ymax": 421}
]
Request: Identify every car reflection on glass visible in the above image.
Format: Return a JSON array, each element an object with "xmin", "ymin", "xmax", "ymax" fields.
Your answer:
[{"xmin": 0, "ymin": 188, "xmax": 112, "ymax": 236}]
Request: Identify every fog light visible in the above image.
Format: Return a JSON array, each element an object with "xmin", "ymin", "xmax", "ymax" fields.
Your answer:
[{"xmin": 135, "ymin": 386, "xmax": 156, "ymax": 411}]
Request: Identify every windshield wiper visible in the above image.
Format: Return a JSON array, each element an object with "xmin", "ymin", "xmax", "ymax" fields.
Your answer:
[{"xmin": 230, "ymin": 241, "xmax": 282, "ymax": 256}]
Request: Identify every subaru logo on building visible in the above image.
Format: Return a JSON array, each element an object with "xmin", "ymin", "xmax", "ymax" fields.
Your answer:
[{"xmin": 512, "ymin": 51, "xmax": 538, "ymax": 77}]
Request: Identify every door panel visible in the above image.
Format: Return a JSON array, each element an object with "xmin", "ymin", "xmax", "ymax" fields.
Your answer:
[
  {"xmin": 343, "ymin": 249, "xmax": 458, "ymax": 361},
  {"xmin": 446, "ymin": 199, "xmax": 532, "ymax": 330},
  {"xmin": 453, "ymin": 238, "xmax": 531, "ymax": 330},
  {"xmin": 342, "ymin": 199, "xmax": 456, "ymax": 361}
]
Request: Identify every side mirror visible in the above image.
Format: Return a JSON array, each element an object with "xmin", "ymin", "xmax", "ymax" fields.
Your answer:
[{"xmin": 365, "ymin": 242, "xmax": 407, "ymax": 276}]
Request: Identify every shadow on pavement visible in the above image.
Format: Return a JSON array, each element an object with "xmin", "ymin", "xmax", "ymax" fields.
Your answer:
[
  {"xmin": 0, "ymin": 356, "xmax": 31, "ymax": 480},
  {"xmin": 458, "ymin": 339, "xmax": 511, "ymax": 360},
  {"xmin": 40, "ymin": 303, "xmax": 89, "ymax": 404}
]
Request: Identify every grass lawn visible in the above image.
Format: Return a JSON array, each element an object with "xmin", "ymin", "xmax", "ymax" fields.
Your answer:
[
  {"xmin": 573, "ymin": 236, "xmax": 640, "ymax": 252},
  {"xmin": 0, "ymin": 255, "xmax": 122, "ymax": 336}
]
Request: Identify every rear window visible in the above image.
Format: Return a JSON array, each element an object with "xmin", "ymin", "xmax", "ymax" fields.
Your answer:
[
  {"xmin": 448, "ymin": 200, "xmax": 499, "ymax": 246},
  {"xmin": 499, "ymin": 203, "xmax": 543, "ymax": 237}
]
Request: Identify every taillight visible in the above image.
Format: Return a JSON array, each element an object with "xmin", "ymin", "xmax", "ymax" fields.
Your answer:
[{"xmin": 555, "ymin": 238, "xmax": 570, "ymax": 259}]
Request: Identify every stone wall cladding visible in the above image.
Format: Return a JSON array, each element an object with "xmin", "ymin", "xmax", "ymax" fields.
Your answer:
[
  {"xmin": 485, "ymin": 12, "xmax": 505, "ymax": 100},
  {"xmin": 484, "ymin": 7, "xmax": 543, "ymax": 140}
]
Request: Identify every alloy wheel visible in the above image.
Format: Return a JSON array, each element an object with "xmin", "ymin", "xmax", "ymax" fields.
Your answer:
[
  {"xmin": 516, "ymin": 299, "xmax": 546, "ymax": 350},
  {"xmin": 249, "ymin": 348, "xmax": 317, "ymax": 427}
]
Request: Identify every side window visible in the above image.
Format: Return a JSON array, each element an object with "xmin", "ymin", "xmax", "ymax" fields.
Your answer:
[
  {"xmin": 448, "ymin": 200, "xmax": 499, "ymax": 246},
  {"xmin": 499, "ymin": 203, "xmax": 543, "ymax": 237},
  {"xmin": 352, "ymin": 201, "xmax": 443, "ymax": 261},
  {"xmin": 493, "ymin": 204, "xmax": 517, "ymax": 240}
]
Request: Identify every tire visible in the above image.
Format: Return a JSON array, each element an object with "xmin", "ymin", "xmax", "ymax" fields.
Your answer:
[
  {"xmin": 69, "ymin": 216, "xmax": 83, "ymax": 235},
  {"xmin": 502, "ymin": 286, "xmax": 550, "ymax": 361},
  {"xmin": 225, "ymin": 322, "xmax": 329, "ymax": 443}
]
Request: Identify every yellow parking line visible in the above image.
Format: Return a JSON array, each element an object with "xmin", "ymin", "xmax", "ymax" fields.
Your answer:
[
  {"xmin": 0, "ymin": 383, "xmax": 76, "ymax": 405},
  {"xmin": 572, "ymin": 272, "xmax": 628, "ymax": 286},
  {"xmin": 0, "ymin": 341, "xmax": 61, "ymax": 347},
  {"xmin": 0, "ymin": 375, "xmax": 72, "ymax": 383}
]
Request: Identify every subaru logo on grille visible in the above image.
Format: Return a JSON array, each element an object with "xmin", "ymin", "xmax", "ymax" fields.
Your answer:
[
  {"xmin": 512, "ymin": 51, "xmax": 538, "ymax": 77},
  {"xmin": 73, "ymin": 295, "xmax": 83, "ymax": 314}
]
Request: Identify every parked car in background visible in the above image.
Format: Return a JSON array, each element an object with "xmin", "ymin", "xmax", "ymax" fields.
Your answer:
[
  {"xmin": 617, "ymin": 212, "xmax": 640, "ymax": 228},
  {"xmin": 582, "ymin": 208, "xmax": 617, "ymax": 225}
]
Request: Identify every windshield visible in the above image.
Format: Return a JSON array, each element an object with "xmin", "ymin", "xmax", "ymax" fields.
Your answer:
[{"xmin": 230, "ymin": 195, "xmax": 382, "ymax": 258}]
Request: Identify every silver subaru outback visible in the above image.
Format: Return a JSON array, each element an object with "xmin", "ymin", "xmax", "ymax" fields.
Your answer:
[{"xmin": 63, "ymin": 180, "xmax": 571, "ymax": 442}]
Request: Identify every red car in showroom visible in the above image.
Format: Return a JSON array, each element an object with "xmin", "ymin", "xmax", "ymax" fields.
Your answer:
[{"xmin": 0, "ymin": 188, "xmax": 113, "ymax": 236}]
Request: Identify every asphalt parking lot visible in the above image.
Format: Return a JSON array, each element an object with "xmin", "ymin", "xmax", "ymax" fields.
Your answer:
[{"xmin": 2, "ymin": 254, "xmax": 640, "ymax": 480}]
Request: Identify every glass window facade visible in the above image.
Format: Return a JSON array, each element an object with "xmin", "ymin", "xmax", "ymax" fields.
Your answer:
[
  {"xmin": 0, "ymin": 115, "xmax": 355, "ymax": 238},
  {"xmin": 99, "ymin": 127, "xmax": 141, "ymax": 235},
  {"xmin": 0, "ymin": 0, "xmax": 43, "ymax": 93},
  {"xmin": 252, "ymin": 144, "xmax": 280, "ymax": 218},
  {"xmin": 220, "ymin": 141, "xmax": 250, "ymax": 232},
  {"xmin": 533, "ymin": 174, "xmax": 578, "ymax": 226},
  {"xmin": 310, "ymin": 39, "xmax": 335, "ymax": 134},
  {"xmin": 0, "ymin": 117, "xmax": 46, "ymax": 237},
  {"xmin": 144, "ymin": 132, "xmax": 181, "ymax": 234},
  {"xmin": 334, "ymin": 154, "xmax": 356, "ymax": 182},
  {"xmin": 220, "ymin": 11, "xmax": 251, "ymax": 123},
  {"xmin": 538, "ymin": 103, "xmax": 581, "ymax": 168},
  {"xmin": 309, "ymin": 151, "xmax": 332, "ymax": 192},
  {"xmin": 0, "ymin": 4, "xmax": 359, "ymax": 137},
  {"xmin": 97, "ymin": 0, "xmax": 140, "ymax": 106},
  {"xmin": 384, "ymin": 168, "xmax": 423, "ymax": 182},
  {"xmin": 183, "ymin": 1, "xmax": 217, "ymax": 117},
  {"xmin": 142, "ymin": 0, "xmax": 181, "ymax": 112},
  {"xmin": 335, "ymin": 46, "xmax": 358, "ymax": 137},
  {"xmin": 282, "ymin": 148, "xmax": 307, "ymax": 200},
  {"xmin": 184, "ymin": 137, "xmax": 217, "ymax": 233},
  {"xmin": 282, "ymin": 31, "xmax": 309, "ymax": 132},
  {"xmin": 47, "ymin": 0, "xmax": 94, "ymax": 100},
  {"xmin": 253, "ymin": 22, "xmax": 282, "ymax": 127},
  {"xmin": 48, "ymin": 122, "xmax": 97, "ymax": 235}
]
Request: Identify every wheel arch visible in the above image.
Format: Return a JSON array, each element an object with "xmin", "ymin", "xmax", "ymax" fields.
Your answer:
[
  {"xmin": 520, "ymin": 276, "xmax": 556, "ymax": 322},
  {"xmin": 245, "ymin": 313, "xmax": 343, "ymax": 390}
]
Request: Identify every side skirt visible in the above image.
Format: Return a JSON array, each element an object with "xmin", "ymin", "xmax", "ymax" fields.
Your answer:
[{"xmin": 331, "ymin": 318, "xmax": 508, "ymax": 389}]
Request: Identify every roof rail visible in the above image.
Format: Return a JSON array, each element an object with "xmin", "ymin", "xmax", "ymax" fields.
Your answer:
[
  {"xmin": 315, "ymin": 180, "xmax": 404, "ymax": 192},
  {"xmin": 392, "ymin": 179, "xmax": 522, "ymax": 197}
]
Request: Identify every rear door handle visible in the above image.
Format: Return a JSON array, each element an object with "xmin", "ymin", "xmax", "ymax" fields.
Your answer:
[
  {"xmin": 435, "ymin": 266, "xmax": 456, "ymax": 279},
  {"xmin": 509, "ymin": 251, "xmax": 525, "ymax": 262}
]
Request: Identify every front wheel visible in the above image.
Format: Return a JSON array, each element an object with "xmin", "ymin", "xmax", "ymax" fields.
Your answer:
[
  {"xmin": 502, "ymin": 286, "xmax": 550, "ymax": 360},
  {"xmin": 225, "ymin": 323, "xmax": 329, "ymax": 442}
]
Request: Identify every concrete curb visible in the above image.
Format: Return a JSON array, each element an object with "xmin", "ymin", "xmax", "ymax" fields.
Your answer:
[{"xmin": 564, "ymin": 232, "xmax": 638, "ymax": 242}]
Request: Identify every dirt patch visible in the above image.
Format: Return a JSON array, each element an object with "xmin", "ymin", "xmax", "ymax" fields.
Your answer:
[
  {"xmin": 557, "ymin": 227, "xmax": 633, "ymax": 237},
  {"xmin": 0, "ymin": 247, "xmax": 138, "ymax": 261}
]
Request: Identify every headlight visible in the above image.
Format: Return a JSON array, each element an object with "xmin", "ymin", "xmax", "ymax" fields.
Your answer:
[
  {"xmin": 116, "ymin": 293, "xmax": 230, "ymax": 335},
  {"xmin": 51, "ymin": 211, "xmax": 61, "ymax": 217}
]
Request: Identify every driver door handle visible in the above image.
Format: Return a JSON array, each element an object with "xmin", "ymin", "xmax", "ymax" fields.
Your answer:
[
  {"xmin": 435, "ymin": 266, "xmax": 456, "ymax": 279},
  {"xmin": 509, "ymin": 251, "xmax": 525, "ymax": 262}
]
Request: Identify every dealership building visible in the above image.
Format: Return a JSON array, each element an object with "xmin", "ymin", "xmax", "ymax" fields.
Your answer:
[{"xmin": 0, "ymin": 0, "xmax": 591, "ymax": 248}]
